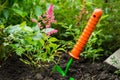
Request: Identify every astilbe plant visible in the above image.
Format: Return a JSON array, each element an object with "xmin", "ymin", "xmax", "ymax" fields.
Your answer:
[
  {"xmin": 3, "ymin": 4, "xmax": 63, "ymax": 67},
  {"xmin": 32, "ymin": 4, "xmax": 58, "ymax": 36}
]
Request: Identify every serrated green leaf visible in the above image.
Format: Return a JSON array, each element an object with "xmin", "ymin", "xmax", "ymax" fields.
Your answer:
[
  {"xmin": 57, "ymin": 48, "xmax": 65, "ymax": 51},
  {"xmin": 49, "ymin": 43, "xmax": 58, "ymax": 52},
  {"xmin": 46, "ymin": 46, "xmax": 50, "ymax": 53},
  {"xmin": 49, "ymin": 43, "xmax": 58, "ymax": 48},
  {"xmin": 16, "ymin": 47, "xmax": 24, "ymax": 56},
  {"xmin": 40, "ymin": 39, "xmax": 45, "ymax": 46}
]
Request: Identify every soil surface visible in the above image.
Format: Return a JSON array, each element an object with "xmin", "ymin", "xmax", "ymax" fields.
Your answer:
[{"xmin": 0, "ymin": 54, "xmax": 120, "ymax": 80}]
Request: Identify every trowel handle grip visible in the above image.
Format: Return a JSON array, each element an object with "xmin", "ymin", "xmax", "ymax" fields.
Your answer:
[{"xmin": 69, "ymin": 9, "xmax": 102, "ymax": 60}]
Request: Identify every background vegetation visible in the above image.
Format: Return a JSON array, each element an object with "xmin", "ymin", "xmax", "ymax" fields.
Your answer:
[{"xmin": 0, "ymin": 0, "xmax": 120, "ymax": 66}]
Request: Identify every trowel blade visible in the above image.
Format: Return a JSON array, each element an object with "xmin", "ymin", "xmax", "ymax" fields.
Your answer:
[
  {"xmin": 104, "ymin": 48, "xmax": 120, "ymax": 69},
  {"xmin": 52, "ymin": 65, "xmax": 66, "ymax": 76}
]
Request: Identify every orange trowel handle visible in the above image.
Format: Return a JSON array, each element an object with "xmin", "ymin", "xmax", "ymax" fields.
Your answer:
[{"xmin": 69, "ymin": 9, "xmax": 102, "ymax": 60}]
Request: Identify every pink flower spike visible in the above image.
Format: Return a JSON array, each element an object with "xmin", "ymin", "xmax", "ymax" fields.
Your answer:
[
  {"xmin": 38, "ymin": 16, "xmax": 43, "ymax": 20},
  {"xmin": 31, "ymin": 18, "xmax": 38, "ymax": 23},
  {"xmin": 53, "ymin": 29, "xmax": 58, "ymax": 33},
  {"xmin": 47, "ymin": 29, "xmax": 58, "ymax": 36},
  {"xmin": 50, "ymin": 19, "xmax": 56, "ymax": 23},
  {"xmin": 51, "ymin": 15, "xmax": 55, "ymax": 19},
  {"xmin": 37, "ymin": 23, "xmax": 43, "ymax": 29},
  {"xmin": 42, "ymin": 20, "xmax": 47, "ymax": 24},
  {"xmin": 46, "ymin": 14, "xmax": 51, "ymax": 19},
  {"xmin": 46, "ymin": 24, "xmax": 50, "ymax": 28},
  {"xmin": 47, "ymin": 4, "xmax": 54, "ymax": 16},
  {"xmin": 47, "ymin": 32, "xmax": 51, "ymax": 36}
]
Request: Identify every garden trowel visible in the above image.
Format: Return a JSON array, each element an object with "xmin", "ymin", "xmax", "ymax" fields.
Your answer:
[
  {"xmin": 53, "ymin": 9, "xmax": 102, "ymax": 79},
  {"xmin": 104, "ymin": 48, "xmax": 120, "ymax": 69}
]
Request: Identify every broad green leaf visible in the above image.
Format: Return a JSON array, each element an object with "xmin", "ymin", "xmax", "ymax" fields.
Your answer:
[
  {"xmin": 24, "ymin": 26, "xmax": 33, "ymax": 32},
  {"xmin": 32, "ymin": 25, "xmax": 40, "ymax": 32},
  {"xmin": 35, "ymin": 6, "xmax": 42, "ymax": 16},
  {"xmin": 32, "ymin": 33, "xmax": 42, "ymax": 40},
  {"xmin": 12, "ymin": 8, "xmax": 27, "ymax": 17},
  {"xmin": 20, "ymin": 22, "xmax": 33, "ymax": 32},
  {"xmin": 49, "ymin": 37, "xmax": 58, "ymax": 42},
  {"xmin": 3, "ymin": 9, "xmax": 9, "ymax": 19},
  {"xmin": 0, "ymin": 25, "xmax": 4, "ymax": 29},
  {"xmin": 7, "ymin": 25, "xmax": 21, "ymax": 34},
  {"xmin": 20, "ymin": 21, "xmax": 26, "ymax": 27},
  {"xmin": 100, "ymin": 15, "xmax": 109, "ymax": 20}
]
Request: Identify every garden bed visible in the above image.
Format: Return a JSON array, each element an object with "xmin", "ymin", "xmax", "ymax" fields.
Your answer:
[
  {"xmin": 0, "ymin": 53, "xmax": 120, "ymax": 80},
  {"xmin": 0, "ymin": 1, "xmax": 120, "ymax": 80}
]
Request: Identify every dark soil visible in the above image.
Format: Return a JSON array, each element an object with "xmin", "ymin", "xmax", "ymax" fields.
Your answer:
[{"xmin": 0, "ymin": 53, "xmax": 120, "ymax": 80}]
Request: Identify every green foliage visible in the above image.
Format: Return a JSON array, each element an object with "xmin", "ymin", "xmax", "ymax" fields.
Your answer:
[
  {"xmin": 114, "ymin": 70, "xmax": 120, "ymax": 75},
  {"xmin": 81, "ymin": 30, "xmax": 104, "ymax": 61},
  {"xmin": 0, "ymin": 25, "xmax": 9, "ymax": 60},
  {"xmin": 0, "ymin": 0, "xmax": 120, "ymax": 65},
  {"xmin": 54, "ymin": 0, "xmax": 120, "ymax": 61},
  {"xmin": 102, "ymin": 1, "xmax": 120, "ymax": 52},
  {"xmin": 3, "ymin": 22, "xmax": 63, "ymax": 66},
  {"xmin": 0, "ymin": 0, "xmax": 43, "ymax": 25}
]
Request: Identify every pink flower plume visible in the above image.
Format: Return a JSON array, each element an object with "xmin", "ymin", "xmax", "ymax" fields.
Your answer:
[{"xmin": 47, "ymin": 4, "xmax": 53, "ymax": 16}]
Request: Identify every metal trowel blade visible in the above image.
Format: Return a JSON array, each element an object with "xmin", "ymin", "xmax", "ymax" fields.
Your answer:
[{"xmin": 104, "ymin": 48, "xmax": 120, "ymax": 69}]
